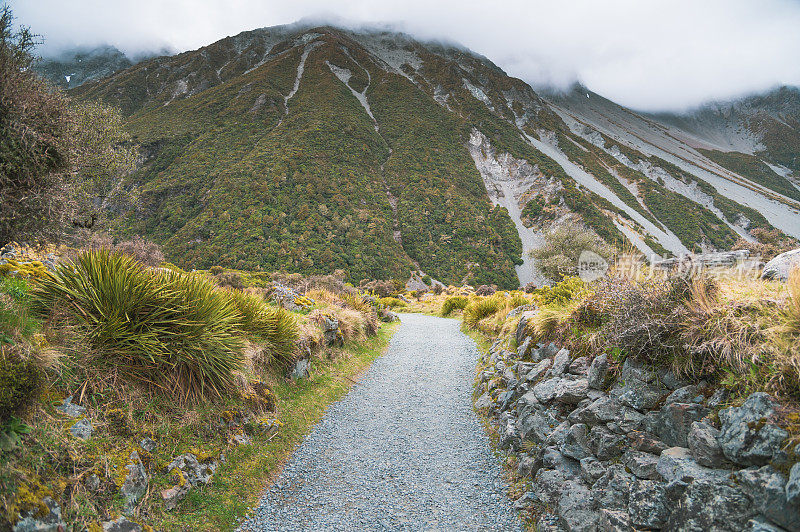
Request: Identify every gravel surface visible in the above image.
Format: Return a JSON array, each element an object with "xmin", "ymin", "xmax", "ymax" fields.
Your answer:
[{"xmin": 240, "ymin": 313, "xmax": 522, "ymax": 532}]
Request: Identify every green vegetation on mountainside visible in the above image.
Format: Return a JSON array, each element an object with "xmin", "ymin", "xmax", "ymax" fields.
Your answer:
[
  {"xmin": 698, "ymin": 148, "xmax": 800, "ymax": 202},
  {"xmin": 105, "ymin": 35, "xmax": 523, "ymax": 287}
]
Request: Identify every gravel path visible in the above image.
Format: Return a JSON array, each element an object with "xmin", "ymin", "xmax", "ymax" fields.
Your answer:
[{"xmin": 240, "ymin": 313, "xmax": 522, "ymax": 531}]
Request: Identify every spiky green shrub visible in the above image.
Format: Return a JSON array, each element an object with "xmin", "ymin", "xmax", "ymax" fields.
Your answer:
[
  {"xmin": 441, "ymin": 296, "xmax": 468, "ymax": 316},
  {"xmin": 379, "ymin": 297, "xmax": 405, "ymax": 309},
  {"xmin": 533, "ymin": 277, "xmax": 588, "ymax": 306},
  {"xmin": 30, "ymin": 250, "xmax": 287, "ymax": 401},
  {"xmin": 227, "ymin": 289, "xmax": 298, "ymax": 366},
  {"xmin": 463, "ymin": 296, "xmax": 503, "ymax": 329}
]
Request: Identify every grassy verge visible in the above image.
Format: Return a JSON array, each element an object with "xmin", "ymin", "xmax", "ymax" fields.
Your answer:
[{"xmin": 152, "ymin": 322, "xmax": 399, "ymax": 531}]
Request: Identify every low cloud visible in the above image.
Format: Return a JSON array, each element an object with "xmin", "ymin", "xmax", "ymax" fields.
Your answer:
[{"xmin": 11, "ymin": 0, "xmax": 800, "ymax": 112}]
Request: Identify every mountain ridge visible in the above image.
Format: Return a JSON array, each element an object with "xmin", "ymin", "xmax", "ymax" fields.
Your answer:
[{"xmin": 62, "ymin": 24, "xmax": 800, "ymax": 286}]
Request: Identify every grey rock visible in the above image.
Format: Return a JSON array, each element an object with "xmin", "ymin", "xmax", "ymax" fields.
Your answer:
[
  {"xmin": 617, "ymin": 406, "xmax": 645, "ymax": 433},
  {"xmin": 580, "ymin": 456, "xmax": 607, "ymax": 485},
  {"xmin": 617, "ymin": 381, "xmax": 666, "ymax": 411},
  {"xmin": 786, "ymin": 462, "xmax": 800, "ymax": 506},
  {"xmin": 140, "ymin": 437, "xmax": 157, "ymax": 453},
  {"xmin": 120, "ymin": 451, "xmax": 148, "ymax": 514},
  {"xmin": 568, "ymin": 357, "xmax": 590, "ymax": 375},
  {"xmin": 290, "ymin": 357, "xmax": 310, "ymax": 379},
  {"xmin": 707, "ymin": 387, "xmax": 730, "ymax": 407},
  {"xmin": 665, "ymin": 478, "xmax": 756, "ymax": 531},
  {"xmin": 554, "ymin": 378, "xmax": 589, "ymax": 404},
  {"xmin": 546, "ymin": 420, "xmax": 571, "ymax": 447},
  {"xmin": 666, "ymin": 384, "xmax": 703, "ymax": 404},
  {"xmin": 102, "ymin": 517, "xmax": 142, "ymax": 532},
  {"xmin": 533, "ymin": 377, "xmax": 561, "ymax": 403},
  {"xmin": 536, "ymin": 512, "xmax": 568, "ymax": 532},
  {"xmin": 688, "ymin": 421, "xmax": 731, "ymax": 468},
  {"xmin": 735, "ymin": 465, "xmax": 800, "ymax": 531},
  {"xmin": 558, "ymin": 480, "xmax": 597, "ymax": 532},
  {"xmin": 523, "ymin": 358, "xmax": 551, "ymax": 384},
  {"xmin": 475, "ymin": 392, "xmax": 492, "ymax": 410},
  {"xmin": 69, "ymin": 418, "xmax": 93, "ymax": 440},
  {"xmin": 628, "ymin": 431, "xmax": 669, "ymax": 455},
  {"xmin": 542, "ymin": 446, "xmax": 581, "ymax": 478},
  {"xmin": 57, "ymin": 396, "xmax": 85, "ymax": 417},
  {"xmin": 562, "ymin": 423, "xmax": 592, "ymax": 461},
  {"xmin": 569, "ymin": 396, "xmax": 622, "ymax": 425},
  {"xmin": 628, "ymin": 479, "xmax": 669, "ymax": 528},
  {"xmin": 587, "ymin": 354, "xmax": 609, "ymax": 390},
  {"xmin": 12, "ymin": 496, "xmax": 65, "ymax": 532},
  {"xmin": 519, "ymin": 409, "xmax": 559, "ymax": 444},
  {"xmin": 718, "ymin": 392, "xmax": 788, "ymax": 466},
  {"xmin": 656, "ymin": 402, "xmax": 710, "ymax": 447},
  {"xmin": 517, "ymin": 336, "xmax": 531, "ymax": 359},
  {"xmin": 761, "ymin": 247, "xmax": 800, "ymax": 282},
  {"xmin": 517, "ymin": 454, "xmax": 541, "ymax": 478},
  {"xmin": 656, "ymin": 446, "xmax": 729, "ymax": 501},
  {"xmin": 550, "ymin": 348, "xmax": 571, "ymax": 376},
  {"xmin": 516, "ymin": 311, "xmax": 536, "ymax": 346},
  {"xmin": 166, "ymin": 453, "xmax": 216, "ymax": 486},
  {"xmin": 658, "ymin": 368, "xmax": 691, "ymax": 390},
  {"xmin": 532, "ymin": 468, "xmax": 567, "ymax": 505},
  {"xmin": 597, "ymin": 509, "xmax": 634, "ymax": 532},
  {"xmin": 623, "ymin": 450, "xmax": 661, "ymax": 480},
  {"xmin": 591, "ymin": 464, "xmax": 634, "ymax": 511},
  {"xmin": 589, "ymin": 426, "xmax": 626, "ymax": 460}
]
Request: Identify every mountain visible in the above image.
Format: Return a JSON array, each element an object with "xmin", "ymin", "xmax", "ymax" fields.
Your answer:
[
  {"xmin": 68, "ymin": 24, "xmax": 800, "ymax": 287},
  {"xmin": 34, "ymin": 45, "xmax": 134, "ymax": 89}
]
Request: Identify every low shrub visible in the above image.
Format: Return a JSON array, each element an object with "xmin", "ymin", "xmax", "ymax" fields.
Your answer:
[
  {"xmin": 0, "ymin": 349, "xmax": 42, "ymax": 422},
  {"xmin": 379, "ymin": 297, "xmax": 405, "ymax": 309},
  {"xmin": 463, "ymin": 296, "xmax": 503, "ymax": 329},
  {"xmin": 531, "ymin": 219, "xmax": 615, "ymax": 281},
  {"xmin": 441, "ymin": 296, "xmax": 469, "ymax": 316}
]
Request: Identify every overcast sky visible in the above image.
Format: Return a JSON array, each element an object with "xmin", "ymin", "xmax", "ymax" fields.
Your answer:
[{"xmin": 10, "ymin": 0, "xmax": 800, "ymax": 112}]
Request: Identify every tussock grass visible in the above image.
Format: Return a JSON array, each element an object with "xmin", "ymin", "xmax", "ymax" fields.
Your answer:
[
  {"xmin": 30, "ymin": 250, "xmax": 297, "ymax": 402},
  {"xmin": 440, "ymin": 295, "xmax": 468, "ymax": 316}
]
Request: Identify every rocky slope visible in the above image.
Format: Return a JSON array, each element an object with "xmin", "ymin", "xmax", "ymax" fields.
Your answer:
[
  {"xmin": 477, "ymin": 315, "xmax": 800, "ymax": 531},
  {"xmin": 34, "ymin": 45, "xmax": 134, "ymax": 89},
  {"xmin": 67, "ymin": 25, "xmax": 800, "ymax": 285}
]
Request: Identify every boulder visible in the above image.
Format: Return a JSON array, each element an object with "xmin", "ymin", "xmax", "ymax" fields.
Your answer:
[
  {"xmin": 532, "ymin": 468, "xmax": 567, "ymax": 505},
  {"xmin": 761, "ymin": 248, "xmax": 800, "ymax": 282},
  {"xmin": 589, "ymin": 426, "xmax": 626, "ymax": 460},
  {"xmin": 533, "ymin": 378, "xmax": 561, "ymax": 403},
  {"xmin": 597, "ymin": 509, "xmax": 633, "ymax": 532},
  {"xmin": 474, "ymin": 392, "xmax": 491, "ymax": 410},
  {"xmin": 587, "ymin": 354, "xmax": 609, "ymax": 390},
  {"xmin": 623, "ymin": 450, "xmax": 660, "ymax": 480},
  {"xmin": 786, "ymin": 462, "xmax": 800, "ymax": 506},
  {"xmin": 665, "ymin": 384, "xmax": 704, "ymax": 404},
  {"xmin": 120, "ymin": 452, "xmax": 148, "ymax": 515},
  {"xmin": 591, "ymin": 464, "xmax": 634, "ymax": 512},
  {"xmin": 517, "ymin": 454, "xmax": 541, "ymax": 478},
  {"xmin": 688, "ymin": 421, "xmax": 731, "ymax": 468},
  {"xmin": 562, "ymin": 424, "xmax": 592, "ymax": 461},
  {"xmin": 735, "ymin": 465, "xmax": 800, "ymax": 531},
  {"xmin": 665, "ymin": 478, "xmax": 756, "ymax": 531},
  {"xmin": 12, "ymin": 496, "xmax": 65, "ymax": 532},
  {"xmin": 550, "ymin": 349, "xmax": 571, "ymax": 376},
  {"xmin": 628, "ymin": 479, "xmax": 669, "ymax": 528},
  {"xmin": 161, "ymin": 453, "xmax": 217, "ymax": 510},
  {"xmin": 569, "ymin": 396, "xmax": 623, "ymax": 426},
  {"xmin": 568, "ymin": 357, "xmax": 590, "ymax": 375},
  {"xmin": 718, "ymin": 393, "xmax": 788, "ymax": 466},
  {"xmin": 579, "ymin": 456, "xmax": 607, "ymax": 485},
  {"xmin": 656, "ymin": 447, "xmax": 729, "ymax": 501},
  {"xmin": 746, "ymin": 517, "xmax": 788, "ymax": 531},
  {"xmin": 139, "ymin": 437, "xmax": 157, "ymax": 453},
  {"xmin": 519, "ymin": 410, "xmax": 559, "ymax": 444},
  {"xmin": 553, "ymin": 378, "xmax": 589, "ymax": 404},
  {"xmin": 523, "ymin": 359, "xmax": 552, "ymax": 384},
  {"xmin": 655, "ymin": 402, "xmax": 710, "ymax": 447},
  {"xmin": 558, "ymin": 480, "xmax": 598, "ymax": 531}
]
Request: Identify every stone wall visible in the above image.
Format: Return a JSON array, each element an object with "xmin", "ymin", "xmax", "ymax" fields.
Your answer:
[{"xmin": 476, "ymin": 317, "xmax": 800, "ymax": 531}]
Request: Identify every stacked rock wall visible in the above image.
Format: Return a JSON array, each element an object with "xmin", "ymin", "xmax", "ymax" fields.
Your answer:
[{"xmin": 476, "ymin": 316, "xmax": 800, "ymax": 531}]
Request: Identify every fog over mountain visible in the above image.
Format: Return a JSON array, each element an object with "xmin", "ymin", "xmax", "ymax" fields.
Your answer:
[{"xmin": 12, "ymin": 0, "xmax": 800, "ymax": 112}]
